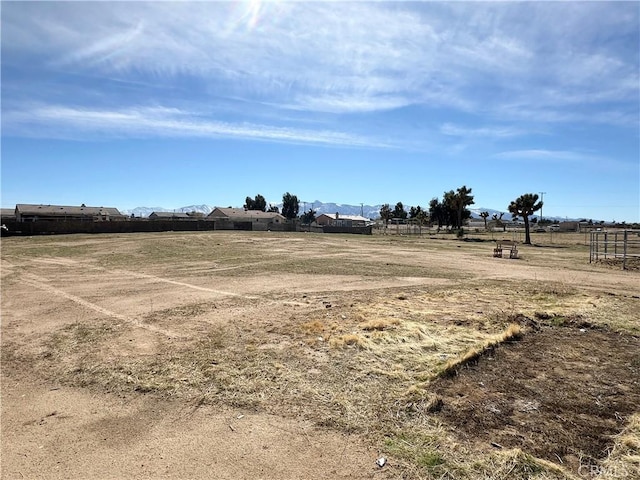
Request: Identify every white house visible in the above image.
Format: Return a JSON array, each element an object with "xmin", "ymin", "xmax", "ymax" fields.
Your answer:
[{"xmin": 315, "ymin": 213, "xmax": 370, "ymax": 227}]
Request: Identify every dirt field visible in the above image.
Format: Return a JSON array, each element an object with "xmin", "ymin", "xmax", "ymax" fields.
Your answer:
[{"xmin": 2, "ymin": 231, "xmax": 639, "ymax": 479}]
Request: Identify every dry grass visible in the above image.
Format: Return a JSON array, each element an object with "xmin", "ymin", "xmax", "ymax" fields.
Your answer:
[
  {"xmin": 359, "ymin": 317, "xmax": 400, "ymax": 331},
  {"xmin": 436, "ymin": 323, "xmax": 524, "ymax": 378},
  {"xmin": 329, "ymin": 333, "xmax": 367, "ymax": 348},
  {"xmin": 2, "ymin": 230, "xmax": 638, "ymax": 480},
  {"xmin": 601, "ymin": 414, "xmax": 640, "ymax": 479}
]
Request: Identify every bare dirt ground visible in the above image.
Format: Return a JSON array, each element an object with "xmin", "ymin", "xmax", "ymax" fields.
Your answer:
[
  {"xmin": 2, "ymin": 231, "xmax": 639, "ymax": 479},
  {"xmin": 2, "ymin": 374, "xmax": 376, "ymax": 480},
  {"xmin": 433, "ymin": 319, "xmax": 640, "ymax": 472}
]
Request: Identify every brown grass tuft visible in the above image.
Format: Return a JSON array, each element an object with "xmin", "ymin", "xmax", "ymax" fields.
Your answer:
[
  {"xmin": 300, "ymin": 320, "xmax": 326, "ymax": 334},
  {"xmin": 329, "ymin": 333, "xmax": 366, "ymax": 349},
  {"xmin": 601, "ymin": 413, "xmax": 640, "ymax": 479},
  {"xmin": 359, "ymin": 317, "xmax": 400, "ymax": 331},
  {"xmin": 436, "ymin": 323, "xmax": 523, "ymax": 378}
]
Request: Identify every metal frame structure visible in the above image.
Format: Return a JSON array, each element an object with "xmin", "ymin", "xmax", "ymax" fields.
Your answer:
[{"xmin": 589, "ymin": 230, "xmax": 640, "ymax": 270}]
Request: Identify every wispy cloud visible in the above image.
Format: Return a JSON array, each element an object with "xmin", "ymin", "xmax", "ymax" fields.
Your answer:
[
  {"xmin": 3, "ymin": 104, "xmax": 388, "ymax": 148},
  {"xmin": 493, "ymin": 149, "xmax": 637, "ymax": 174},
  {"xmin": 440, "ymin": 123, "xmax": 525, "ymax": 139},
  {"xmin": 493, "ymin": 149, "xmax": 599, "ymax": 162},
  {"xmin": 1, "ymin": 1, "xmax": 637, "ymax": 140}
]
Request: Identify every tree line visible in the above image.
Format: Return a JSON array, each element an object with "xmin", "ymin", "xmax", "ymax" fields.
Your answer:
[
  {"xmin": 243, "ymin": 187, "xmax": 544, "ymax": 244},
  {"xmin": 379, "ymin": 185, "xmax": 475, "ymax": 230},
  {"xmin": 378, "ymin": 186, "xmax": 543, "ymax": 244},
  {"xmin": 244, "ymin": 192, "xmax": 305, "ymax": 221}
]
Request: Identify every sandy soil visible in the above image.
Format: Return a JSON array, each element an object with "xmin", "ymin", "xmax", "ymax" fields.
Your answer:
[
  {"xmin": 2, "ymin": 231, "xmax": 638, "ymax": 479},
  {"xmin": 2, "ymin": 373, "xmax": 378, "ymax": 480}
]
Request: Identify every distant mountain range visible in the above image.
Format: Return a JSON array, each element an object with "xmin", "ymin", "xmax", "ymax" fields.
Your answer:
[
  {"xmin": 122, "ymin": 205, "xmax": 213, "ymax": 218},
  {"xmin": 122, "ymin": 202, "xmax": 389, "ymax": 219},
  {"xmin": 121, "ymin": 202, "xmax": 574, "ymax": 221}
]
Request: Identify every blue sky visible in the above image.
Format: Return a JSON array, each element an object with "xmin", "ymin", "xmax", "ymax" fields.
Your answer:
[{"xmin": 2, "ymin": 1, "xmax": 639, "ymax": 221}]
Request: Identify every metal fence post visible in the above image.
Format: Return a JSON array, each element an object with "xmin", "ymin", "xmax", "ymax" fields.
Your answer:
[{"xmin": 623, "ymin": 230, "xmax": 628, "ymax": 270}]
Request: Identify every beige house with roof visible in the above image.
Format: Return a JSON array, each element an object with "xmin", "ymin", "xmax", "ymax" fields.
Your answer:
[
  {"xmin": 207, "ymin": 207, "xmax": 286, "ymax": 230},
  {"xmin": 1, "ymin": 208, "xmax": 16, "ymax": 222},
  {"xmin": 15, "ymin": 204, "xmax": 127, "ymax": 222},
  {"xmin": 149, "ymin": 211, "xmax": 192, "ymax": 221}
]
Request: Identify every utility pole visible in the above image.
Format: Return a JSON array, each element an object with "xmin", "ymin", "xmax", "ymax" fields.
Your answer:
[
  {"xmin": 539, "ymin": 192, "xmax": 546, "ymax": 222},
  {"xmin": 361, "ymin": 203, "xmax": 364, "ymax": 217}
]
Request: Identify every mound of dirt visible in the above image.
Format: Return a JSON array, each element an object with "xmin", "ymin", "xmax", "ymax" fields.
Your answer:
[{"xmin": 432, "ymin": 325, "xmax": 640, "ymax": 473}]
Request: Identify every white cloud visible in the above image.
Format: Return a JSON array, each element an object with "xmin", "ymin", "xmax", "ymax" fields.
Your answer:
[
  {"xmin": 493, "ymin": 150, "xmax": 597, "ymax": 162},
  {"xmin": 1, "ymin": 1, "xmax": 637, "ymax": 130},
  {"xmin": 3, "ymin": 104, "xmax": 388, "ymax": 148},
  {"xmin": 440, "ymin": 123, "xmax": 525, "ymax": 139},
  {"xmin": 493, "ymin": 149, "xmax": 637, "ymax": 173}
]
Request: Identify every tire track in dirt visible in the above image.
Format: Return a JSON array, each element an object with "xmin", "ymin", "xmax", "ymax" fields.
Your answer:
[
  {"xmin": 27, "ymin": 257, "xmax": 308, "ymax": 307},
  {"xmin": 20, "ymin": 272, "xmax": 186, "ymax": 339}
]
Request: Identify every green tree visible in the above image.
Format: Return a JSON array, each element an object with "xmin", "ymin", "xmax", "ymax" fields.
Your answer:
[
  {"xmin": 267, "ymin": 204, "xmax": 280, "ymax": 213},
  {"xmin": 244, "ymin": 194, "xmax": 267, "ymax": 211},
  {"xmin": 379, "ymin": 204, "xmax": 392, "ymax": 225},
  {"xmin": 443, "ymin": 190, "xmax": 456, "ymax": 227},
  {"xmin": 281, "ymin": 192, "xmax": 299, "ymax": 220},
  {"xmin": 480, "ymin": 211, "xmax": 489, "ymax": 230},
  {"xmin": 416, "ymin": 209, "xmax": 429, "ymax": 225},
  {"xmin": 300, "ymin": 208, "xmax": 317, "ymax": 225},
  {"xmin": 508, "ymin": 193, "xmax": 543, "ymax": 245},
  {"xmin": 392, "ymin": 202, "xmax": 408, "ymax": 220},
  {"xmin": 446, "ymin": 185, "xmax": 474, "ymax": 229},
  {"xmin": 409, "ymin": 205, "xmax": 428, "ymax": 225},
  {"xmin": 409, "ymin": 205, "xmax": 422, "ymax": 219},
  {"xmin": 429, "ymin": 198, "xmax": 449, "ymax": 231}
]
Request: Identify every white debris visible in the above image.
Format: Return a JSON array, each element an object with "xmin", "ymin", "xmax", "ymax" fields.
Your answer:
[{"xmin": 376, "ymin": 457, "xmax": 387, "ymax": 468}]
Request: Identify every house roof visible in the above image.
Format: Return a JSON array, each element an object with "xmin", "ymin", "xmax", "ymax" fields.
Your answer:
[
  {"xmin": 16, "ymin": 204, "xmax": 124, "ymax": 217},
  {"xmin": 208, "ymin": 208, "xmax": 285, "ymax": 220},
  {"xmin": 317, "ymin": 213, "xmax": 370, "ymax": 222},
  {"xmin": 1, "ymin": 208, "xmax": 16, "ymax": 218},
  {"xmin": 149, "ymin": 211, "xmax": 191, "ymax": 219}
]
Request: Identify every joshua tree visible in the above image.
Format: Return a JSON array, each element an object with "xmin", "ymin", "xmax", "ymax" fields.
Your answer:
[
  {"xmin": 379, "ymin": 204, "xmax": 392, "ymax": 226},
  {"xmin": 300, "ymin": 208, "xmax": 316, "ymax": 225},
  {"xmin": 429, "ymin": 198, "xmax": 448, "ymax": 231},
  {"xmin": 480, "ymin": 211, "xmax": 489, "ymax": 230},
  {"xmin": 508, "ymin": 193, "xmax": 543, "ymax": 245},
  {"xmin": 392, "ymin": 202, "xmax": 408, "ymax": 220},
  {"xmin": 443, "ymin": 186, "xmax": 475, "ymax": 229},
  {"xmin": 492, "ymin": 212, "xmax": 506, "ymax": 232}
]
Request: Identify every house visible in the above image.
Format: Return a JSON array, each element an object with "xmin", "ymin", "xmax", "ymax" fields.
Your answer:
[
  {"xmin": 15, "ymin": 204, "xmax": 127, "ymax": 222},
  {"xmin": 1, "ymin": 208, "xmax": 16, "ymax": 222},
  {"xmin": 149, "ymin": 211, "xmax": 192, "ymax": 221},
  {"xmin": 315, "ymin": 213, "xmax": 370, "ymax": 227},
  {"xmin": 207, "ymin": 207, "xmax": 286, "ymax": 230},
  {"xmin": 558, "ymin": 221, "xmax": 580, "ymax": 232}
]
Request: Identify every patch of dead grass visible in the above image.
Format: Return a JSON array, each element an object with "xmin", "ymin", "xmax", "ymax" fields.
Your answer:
[
  {"xmin": 329, "ymin": 333, "xmax": 366, "ymax": 348},
  {"xmin": 602, "ymin": 414, "xmax": 640, "ymax": 479},
  {"xmin": 359, "ymin": 317, "xmax": 400, "ymax": 331},
  {"xmin": 435, "ymin": 323, "xmax": 524, "ymax": 379}
]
